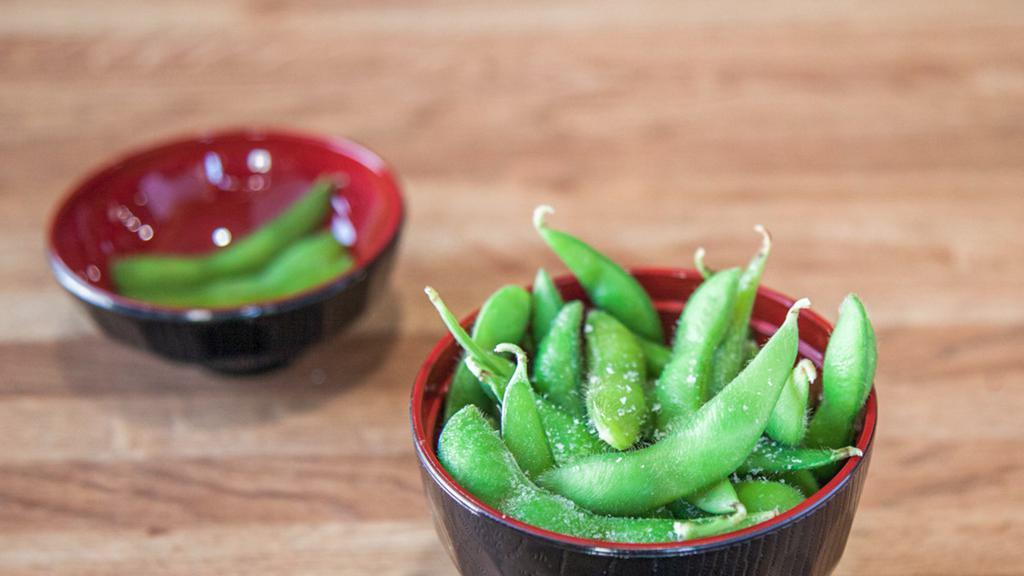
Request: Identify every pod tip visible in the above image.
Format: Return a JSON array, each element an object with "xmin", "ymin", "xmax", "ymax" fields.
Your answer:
[
  {"xmin": 790, "ymin": 297, "xmax": 811, "ymax": 314},
  {"xmin": 797, "ymin": 358, "xmax": 818, "ymax": 383},
  {"xmin": 533, "ymin": 205, "xmax": 555, "ymax": 230},
  {"xmin": 754, "ymin": 224, "xmax": 772, "ymax": 255}
]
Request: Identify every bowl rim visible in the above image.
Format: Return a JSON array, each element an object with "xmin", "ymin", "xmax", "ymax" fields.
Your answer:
[
  {"xmin": 46, "ymin": 127, "xmax": 405, "ymax": 323},
  {"xmin": 410, "ymin": 267, "xmax": 878, "ymax": 556}
]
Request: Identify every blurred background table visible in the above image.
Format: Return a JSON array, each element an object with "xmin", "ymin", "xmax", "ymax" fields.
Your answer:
[{"xmin": 2, "ymin": 1, "xmax": 1022, "ymax": 574}]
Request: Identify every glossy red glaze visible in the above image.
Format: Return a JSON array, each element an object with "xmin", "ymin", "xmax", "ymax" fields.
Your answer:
[
  {"xmin": 48, "ymin": 128, "xmax": 403, "ymax": 311},
  {"xmin": 411, "ymin": 268, "xmax": 877, "ymax": 552}
]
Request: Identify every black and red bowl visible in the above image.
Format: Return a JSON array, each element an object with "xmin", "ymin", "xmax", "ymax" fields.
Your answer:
[
  {"xmin": 48, "ymin": 129, "xmax": 404, "ymax": 372},
  {"xmin": 411, "ymin": 269, "xmax": 876, "ymax": 575}
]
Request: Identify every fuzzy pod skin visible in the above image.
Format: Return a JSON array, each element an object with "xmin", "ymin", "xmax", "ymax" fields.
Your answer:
[
  {"xmin": 531, "ymin": 268, "xmax": 565, "ymax": 345},
  {"xmin": 127, "ymin": 230, "xmax": 353, "ymax": 308},
  {"xmin": 735, "ymin": 480, "xmax": 806, "ymax": 516},
  {"xmin": 738, "ymin": 437, "xmax": 863, "ymax": 475},
  {"xmin": 765, "ymin": 359, "xmax": 816, "ymax": 446},
  {"xmin": 774, "ymin": 470, "xmax": 820, "ymax": 497},
  {"xmin": 806, "ymin": 294, "xmax": 878, "ymax": 451},
  {"xmin": 533, "ymin": 206, "xmax": 663, "ymax": 343},
  {"xmin": 583, "ymin": 310, "xmax": 650, "ymax": 450},
  {"xmin": 533, "ymin": 397, "xmax": 610, "ymax": 466},
  {"xmin": 113, "ymin": 178, "xmax": 336, "ymax": 295},
  {"xmin": 538, "ymin": 299, "xmax": 808, "ymax": 516},
  {"xmin": 425, "ymin": 287, "xmax": 519, "ymax": 422},
  {"xmin": 637, "ymin": 336, "xmax": 671, "ymax": 378},
  {"xmin": 681, "ymin": 479, "xmax": 741, "ymax": 516},
  {"xmin": 707, "ymin": 226, "xmax": 772, "ymax": 398},
  {"xmin": 654, "ymin": 268, "xmax": 740, "ymax": 430},
  {"xmin": 533, "ymin": 301, "xmax": 584, "ymax": 415},
  {"xmin": 497, "ymin": 344, "xmax": 555, "ymax": 478},
  {"xmin": 438, "ymin": 405, "xmax": 750, "ymax": 544}
]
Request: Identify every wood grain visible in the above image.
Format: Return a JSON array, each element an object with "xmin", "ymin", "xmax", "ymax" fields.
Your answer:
[{"xmin": 1, "ymin": 1, "xmax": 1022, "ymax": 574}]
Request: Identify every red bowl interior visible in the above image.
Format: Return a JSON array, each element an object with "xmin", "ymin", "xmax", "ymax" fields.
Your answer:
[
  {"xmin": 411, "ymin": 268, "xmax": 878, "ymax": 551},
  {"xmin": 48, "ymin": 128, "xmax": 403, "ymax": 311}
]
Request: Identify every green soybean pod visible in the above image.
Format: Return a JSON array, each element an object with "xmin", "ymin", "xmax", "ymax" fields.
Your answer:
[
  {"xmin": 533, "ymin": 206, "xmax": 663, "ymax": 343},
  {"xmin": 682, "ymin": 479, "xmax": 741, "ymax": 516},
  {"xmin": 707, "ymin": 226, "xmax": 772, "ymax": 398},
  {"xmin": 654, "ymin": 268, "xmax": 740, "ymax": 431},
  {"xmin": 765, "ymin": 359, "xmax": 816, "ymax": 446},
  {"xmin": 130, "ymin": 230, "xmax": 352, "ymax": 308},
  {"xmin": 806, "ymin": 293, "xmax": 878, "ymax": 450},
  {"xmin": 495, "ymin": 344, "xmax": 555, "ymax": 478},
  {"xmin": 584, "ymin": 310, "xmax": 649, "ymax": 450},
  {"xmin": 533, "ymin": 397, "xmax": 610, "ymax": 466},
  {"xmin": 425, "ymin": 287, "xmax": 518, "ymax": 421},
  {"xmin": 538, "ymin": 299, "xmax": 808, "ymax": 516},
  {"xmin": 738, "ymin": 437, "xmax": 863, "ymax": 475},
  {"xmin": 533, "ymin": 301, "xmax": 584, "ymax": 415},
  {"xmin": 735, "ymin": 480, "xmax": 805, "ymax": 515},
  {"xmin": 637, "ymin": 336, "xmax": 671, "ymax": 378},
  {"xmin": 438, "ymin": 406, "xmax": 752, "ymax": 544},
  {"xmin": 113, "ymin": 179, "xmax": 336, "ymax": 294},
  {"xmin": 531, "ymin": 268, "xmax": 565, "ymax": 344},
  {"xmin": 775, "ymin": 470, "xmax": 820, "ymax": 497}
]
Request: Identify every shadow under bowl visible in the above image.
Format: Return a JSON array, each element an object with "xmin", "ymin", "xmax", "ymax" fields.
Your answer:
[
  {"xmin": 411, "ymin": 268, "xmax": 876, "ymax": 575},
  {"xmin": 48, "ymin": 128, "xmax": 404, "ymax": 372}
]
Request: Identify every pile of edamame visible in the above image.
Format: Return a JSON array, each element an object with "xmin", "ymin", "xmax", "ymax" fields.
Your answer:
[
  {"xmin": 112, "ymin": 178, "xmax": 354, "ymax": 308},
  {"xmin": 426, "ymin": 206, "xmax": 876, "ymax": 544}
]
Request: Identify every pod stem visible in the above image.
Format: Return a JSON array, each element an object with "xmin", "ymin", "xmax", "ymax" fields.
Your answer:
[
  {"xmin": 424, "ymin": 286, "xmax": 505, "ymax": 375},
  {"xmin": 753, "ymin": 224, "xmax": 772, "ymax": 259},
  {"xmin": 789, "ymin": 298, "xmax": 811, "ymax": 316},
  {"xmin": 796, "ymin": 358, "xmax": 817, "ymax": 383},
  {"xmin": 694, "ymin": 247, "xmax": 713, "ymax": 279},
  {"xmin": 533, "ymin": 205, "xmax": 555, "ymax": 231}
]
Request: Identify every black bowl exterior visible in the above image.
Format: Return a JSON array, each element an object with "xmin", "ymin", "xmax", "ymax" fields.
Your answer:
[
  {"xmin": 54, "ymin": 234, "xmax": 398, "ymax": 372},
  {"xmin": 416, "ymin": 440, "xmax": 873, "ymax": 576}
]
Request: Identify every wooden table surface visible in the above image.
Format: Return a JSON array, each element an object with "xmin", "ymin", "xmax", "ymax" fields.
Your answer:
[{"xmin": 2, "ymin": 2, "xmax": 1023, "ymax": 574}]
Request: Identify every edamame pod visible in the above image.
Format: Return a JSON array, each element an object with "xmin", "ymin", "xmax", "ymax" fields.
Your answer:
[
  {"xmin": 531, "ymin": 268, "xmax": 565, "ymax": 344},
  {"xmin": 425, "ymin": 287, "xmax": 517, "ymax": 421},
  {"xmin": 654, "ymin": 268, "xmax": 740, "ymax": 430},
  {"xmin": 439, "ymin": 405, "xmax": 752, "ymax": 544},
  {"xmin": 682, "ymin": 479, "xmax": 741, "ymax": 516},
  {"xmin": 806, "ymin": 293, "xmax": 877, "ymax": 450},
  {"xmin": 637, "ymin": 336, "xmax": 671, "ymax": 377},
  {"xmin": 534, "ymin": 206, "xmax": 663, "ymax": 342},
  {"xmin": 534, "ymin": 301, "xmax": 584, "ymax": 415},
  {"xmin": 538, "ymin": 299, "xmax": 809, "ymax": 516},
  {"xmin": 735, "ymin": 480, "xmax": 805, "ymax": 516},
  {"xmin": 496, "ymin": 344, "xmax": 554, "ymax": 477},
  {"xmin": 130, "ymin": 230, "xmax": 352, "ymax": 308},
  {"xmin": 738, "ymin": 437, "xmax": 863, "ymax": 475},
  {"xmin": 533, "ymin": 397, "xmax": 610, "ymax": 466},
  {"xmin": 775, "ymin": 470, "xmax": 820, "ymax": 497},
  {"xmin": 113, "ymin": 179, "xmax": 336, "ymax": 294},
  {"xmin": 584, "ymin": 310, "xmax": 649, "ymax": 450},
  {"xmin": 708, "ymin": 226, "xmax": 772, "ymax": 398},
  {"xmin": 765, "ymin": 359, "xmax": 816, "ymax": 446}
]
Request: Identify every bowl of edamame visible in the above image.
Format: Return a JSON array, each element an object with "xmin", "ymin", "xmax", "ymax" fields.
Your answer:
[
  {"xmin": 48, "ymin": 128, "xmax": 404, "ymax": 372},
  {"xmin": 411, "ymin": 207, "xmax": 877, "ymax": 575}
]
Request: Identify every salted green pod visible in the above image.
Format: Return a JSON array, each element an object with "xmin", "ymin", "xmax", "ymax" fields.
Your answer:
[
  {"xmin": 533, "ymin": 206, "xmax": 663, "ymax": 342},
  {"xmin": 538, "ymin": 299, "xmax": 808, "ymax": 516},
  {"xmin": 495, "ymin": 344, "xmax": 555, "ymax": 478},
  {"xmin": 531, "ymin": 268, "xmax": 565, "ymax": 344},
  {"xmin": 114, "ymin": 179, "xmax": 336, "ymax": 295},
  {"xmin": 534, "ymin": 301, "xmax": 584, "ymax": 415},
  {"xmin": 654, "ymin": 268, "xmax": 740, "ymax": 430},
  {"xmin": 765, "ymin": 359, "xmax": 816, "ymax": 446},
  {"xmin": 775, "ymin": 470, "xmax": 820, "ymax": 497},
  {"xmin": 130, "ymin": 230, "xmax": 352, "ymax": 308},
  {"xmin": 735, "ymin": 480, "xmax": 805, "ymax": 515},
  {"xmin": 438, "ymin": 405, "xmax": 753, "ymax": 544},
  {"xmin": 533, "ymin": 397, "xmax": 610, "ymax": 466},
  {"xmin": 738, "ymin": 437, "xmax": 863, "ymax": 475},
  {"xmin": 584, "ymin": 310, "xmax": 649, "ymax": 450},
  {"xmin": 806, "ymin": 293, "xmax": 877, "ymax": 450},
  {"xmin": 637, "ymin": 336, "xmax": 671, "ymax": 378},
  {"xmin": 682, "ymin": 479, "xmax": 741, "ymax": 516},
  {"xmin": 707, "ymin": 226, "xmax": 772, "ymax": 398},
  {"xmin": 425, "ymin": 287, "xmax": 519, "ymax": 421}
]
